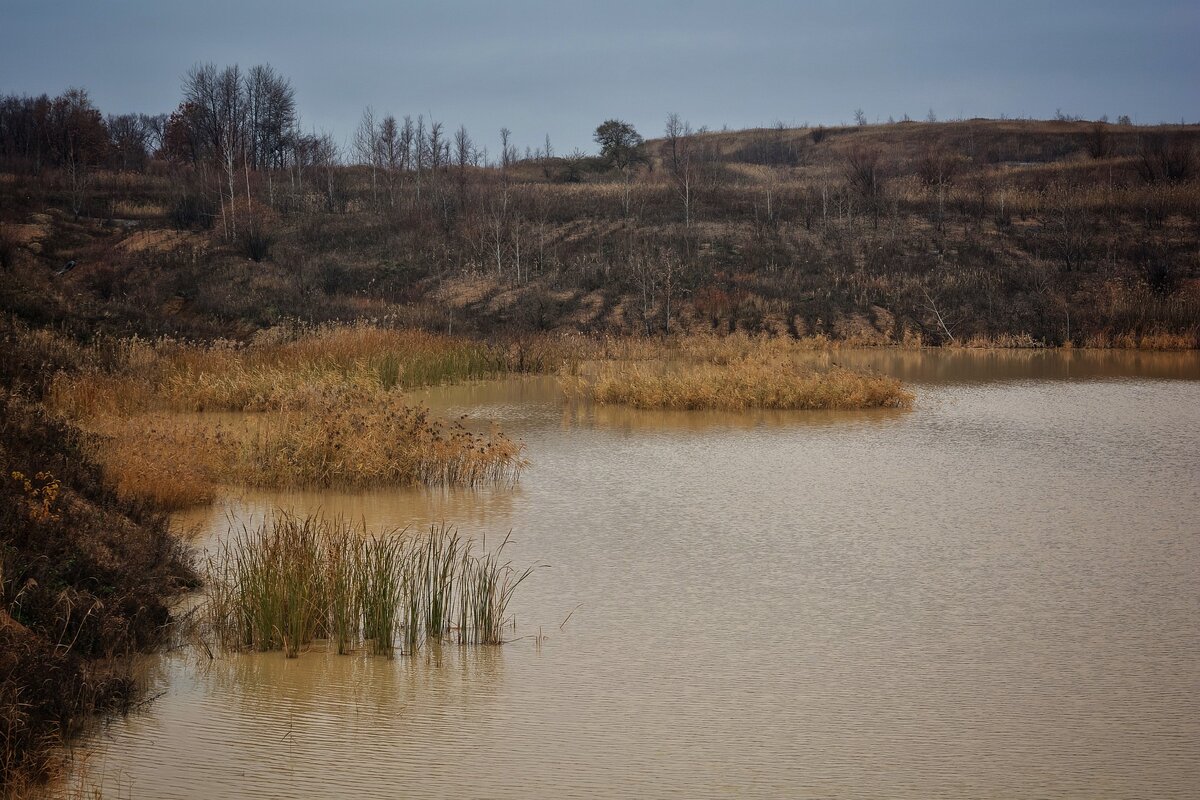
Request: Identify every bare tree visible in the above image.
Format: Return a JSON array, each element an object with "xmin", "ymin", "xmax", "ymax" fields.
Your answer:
[
  {"xmin": 377, "ymin": 115, "xmax": 400, "ymax": 207},
  {"xmin": 216, "ymin": 65, "xmax": 244, "ymax": 237},
  {"xmin": 427, "ymin": 120, "xmax": 445, "ymax": 171},
  {"xmin": 541, "ymin": 133, "xmax": 554, "ymax": 178},
  {"xmin": 181, "ymin": 63, "xmax": 280, "ymax": 236},
  {"xmin": 106, "ymin": 113, "xmax": 152, "ymax": 171},
  {"xmin": 1136, "ymin": 133, "xmax": 1195, "ymax": 183},
  {"xmin": 244, "ymin": 64, "xmax": 295, "ymax": 171},
  {"xmin": 353, "ymin": 106, "xmax": 380, "ymax": 209},
  {"xmin": 59, "ymin": 100, "xmax": 100, "ymax": 219},
  {"xmin": 414, "ymin": 115, "xmax": 427, "ymax": 201},
  {"xmin": 1087, "ymin": 121, "xmax": 1113, "ymax": 160},
  {"xmin": 921, "ymin": 286, "xmax": 956, "ymax": 343},
  {"xmin": 453, "ymin": 124, "xmax": 473, "ymax": 201},
  {"xmin": 399, "ymin": 116, "xmax": 414, "ymax": 171},
  {"xmin": 1046, "ymin": 183, "xmax": 1091, "ymax": 270},
  {"xmin": 312, "ymin": 131, "xmax": 341, "ymax": 211},
  {"xmin": 844, "ymin": 146, "xmax": 887, "ymax": 222},
  {"xmin": 141, "ymin": 112, "xmax": 168, "ymax": 157},
  {"xmin": 916, "ymin": 147, "xmax": 960, "ymax": 228},
  {"xmin": 662, "ymin": 113, "xmax": 706, "ymax": 226},
  {"xmin": 499, "ymin": 127, "xmax": 516, "ymax": 171}
]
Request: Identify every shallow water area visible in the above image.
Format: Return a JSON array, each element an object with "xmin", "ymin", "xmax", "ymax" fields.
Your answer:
[{"xmin": 68, "ymin": 350, "xmax": 1200, "ymax": 799}]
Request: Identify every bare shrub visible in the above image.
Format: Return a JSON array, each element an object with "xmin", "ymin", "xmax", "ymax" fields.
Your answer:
[{"xmin": 1137, "ymin": 133, "xmax": 1195, "ymax": 183}]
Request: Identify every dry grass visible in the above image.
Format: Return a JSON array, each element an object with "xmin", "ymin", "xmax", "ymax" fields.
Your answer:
[
  {"xmin": 949, "ymin": 329, "xmax": 1198, "ymax": 350},
  {"xmin": 233, "ymin": 387, "xmax": 527, "ymax": 489},
  {"xmin": 567, "ymin": 356, "xmax": 913, "ymax": 411},
  {"xmin": 561, "ymin": 331, "xmax": 914, "ymax": 410},
  {"xmin": 55, "ymin": 327, "xmax": 907, "ymax": 505},
  {"xmin": 87, "ymin": 414, "xmax": 221, "ymax": 509},
  {"xmin": 110, "ymin": 200, "xmax": 169, "ymax": 219},
  {"xmin": 44, "ymin": 325, "xmax": 548, "ymax": 508},
  {"xmin": 1082, "ymin": 329, "xmax": 1198, "ymax": 350},
  {"xmin": 956, "ymin": 332, "xmax": 1045, "ymax": 349},
  {"xmin": 72, "ymin": 389, "xmax": 526, "ymax": 509},
  {"xmin": 48, "ymin": 323, "xmax": 583, "ymax": 418},
  {"xmin": 71, "ymin": 322, "xmax": 1200, "ymax": 506}
]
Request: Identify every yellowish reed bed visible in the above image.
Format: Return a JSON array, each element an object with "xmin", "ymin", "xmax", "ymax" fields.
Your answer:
[
  {"xmin": 233, "ymin": 388, "xmax": 527, "ymax": 489},
  {"xmin": 48, "ymin": 323, "xmax": 582, "ymax": 418},
  {"xmin": 35, "ymin": 321, "xmax": 1199, "ymax": 507},
  {"xmin": 44, "ymin": 325, "xmax": 549, "ymax": 508},
  {"xmin": 46, "ymin": 326, "xmax": 923, "ymax": 509},
  {"xmin": 566, "ymin": 356, "xmax": 913, "ymax": 411},
  {"xmin": 76, "ymin": 391, "xmax": 525, "ymax": 509},
  {"xmin": 87, "ymin": 413, "xmax": 222, "ymax": 508}
]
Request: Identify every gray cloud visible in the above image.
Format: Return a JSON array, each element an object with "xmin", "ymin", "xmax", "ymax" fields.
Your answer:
[{"xmin": 3, "ymin": 0, "xmax": 1197, "ymax": 154}]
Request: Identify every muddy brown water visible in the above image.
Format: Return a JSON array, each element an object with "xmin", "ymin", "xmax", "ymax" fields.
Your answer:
[{"xmin": 69, "ymin": 350, "xmax": 1200, "ymax": 799}]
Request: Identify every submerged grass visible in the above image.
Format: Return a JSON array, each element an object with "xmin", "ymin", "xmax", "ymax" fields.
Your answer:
[{"xmin": 206, "ymin": 513, "xmax": 535, "ymax": 659}]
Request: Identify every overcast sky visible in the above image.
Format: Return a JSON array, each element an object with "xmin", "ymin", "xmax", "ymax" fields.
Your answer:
[{"xmin": 3, "ymin": 0, "xmax": 1197, "ymax": 154}]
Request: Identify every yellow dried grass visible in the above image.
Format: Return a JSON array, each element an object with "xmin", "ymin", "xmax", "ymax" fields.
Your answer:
[{"xmin": 568, "ymin": 356, "xmax": 913, "ymax": 411}]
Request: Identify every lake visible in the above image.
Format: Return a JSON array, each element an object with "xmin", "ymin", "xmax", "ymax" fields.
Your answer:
[{"xmin": 71, "ymin": 350, "xmax": 1200, "ymax": 799}]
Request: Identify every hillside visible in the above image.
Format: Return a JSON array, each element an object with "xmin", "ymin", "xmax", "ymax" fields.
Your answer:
[{"xmin": 2, "ymin": 117, "xmax": 1198, "ymax": 347}]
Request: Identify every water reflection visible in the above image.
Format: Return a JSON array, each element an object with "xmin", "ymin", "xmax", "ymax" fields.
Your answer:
[
  {"xmin": 827, "ymin": 347, "xmax": 1200, "ymax": 384},
  {"xmin": 175, "ymin": 484, "xmax": 520, "ymax": 549},
  {"xmin": 561, "ymin": 399, "xmax": 909, "ymax": 432}
]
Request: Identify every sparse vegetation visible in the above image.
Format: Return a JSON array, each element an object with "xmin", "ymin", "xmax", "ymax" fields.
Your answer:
[{"xmin": 3, "ymin": 85, "xmax": 1198, "ymax": 348}]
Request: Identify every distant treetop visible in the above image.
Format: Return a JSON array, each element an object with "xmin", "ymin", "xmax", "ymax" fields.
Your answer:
[{"xmin": 593, "ymin": 119, "xmax": 645, "ymax": 172}]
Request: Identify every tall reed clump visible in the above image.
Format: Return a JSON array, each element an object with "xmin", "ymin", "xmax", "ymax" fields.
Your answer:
[
  {"xmin": 86, "ymin": 413, "xmax": 223, "ymax": 509},
  {"xmin": 567, "ymin": 356, "xmax": 914, "ymax": 411},
  {"xmin": 459, "ymin": 534, "xmax": 534, "ymax": 646},
  {"xmin": 206, "ymin": 513, "xmax": 536, "ymax": 659},
  {"xmin": 358, "ymin": 535, "xmax": 405, "ymax": 657},
  {"xmin": 206, "ymin": 514, "xmax": 326, "ymax": 656}
]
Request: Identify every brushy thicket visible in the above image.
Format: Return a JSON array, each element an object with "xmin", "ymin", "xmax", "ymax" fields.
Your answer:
[{"xmin": 0, "ymin": 321, "xmax": 195, "ymax": 793}]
